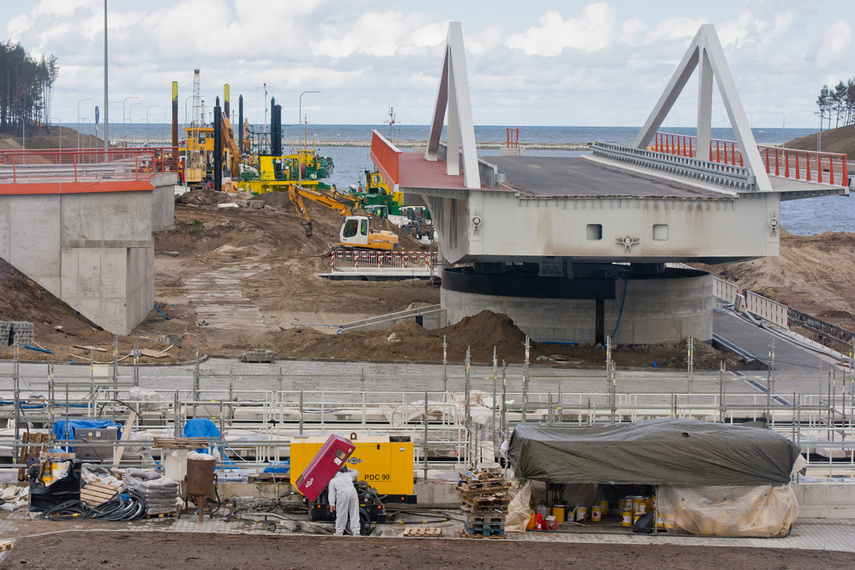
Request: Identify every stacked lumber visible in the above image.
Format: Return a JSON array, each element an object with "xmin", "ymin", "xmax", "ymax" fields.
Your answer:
[
  {"xmin": 80, "ymin": 481, "xmax": 120, "ymax": 506},
  {"xmin": 457, "ymin": 467, "xmax": 509, "ymax": 539},
  {"xmin": 152, "ymin": 437, "xmax": 211, "ymax": 449}
]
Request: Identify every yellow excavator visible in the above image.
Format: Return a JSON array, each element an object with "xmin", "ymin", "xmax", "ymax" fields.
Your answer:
[{"xmin": 286, "ymin": 184, "xmax": 399, "ymax": 251}]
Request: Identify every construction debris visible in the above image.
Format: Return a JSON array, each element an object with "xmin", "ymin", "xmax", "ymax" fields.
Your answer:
[{"xmin": 458, "ymin": 467, "xmax": 509, "ymax": 539}]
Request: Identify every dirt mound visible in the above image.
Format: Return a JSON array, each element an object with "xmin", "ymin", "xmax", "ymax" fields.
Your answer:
[
  {"xmin": 784, "ymin": 123, "xmax": 855, "ymax": 159},
  {"xmin": 175, "ymin": 187, "xmax": 241, "ymax": 207}
]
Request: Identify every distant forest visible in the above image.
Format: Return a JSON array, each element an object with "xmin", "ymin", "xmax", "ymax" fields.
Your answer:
[
  {"xmin": 0, "ymin": 40, "xmax": 58, "ymax": 136},
  {"xmin": 816, "ymin": 78, "xmax": 855, "ymax": 129}
]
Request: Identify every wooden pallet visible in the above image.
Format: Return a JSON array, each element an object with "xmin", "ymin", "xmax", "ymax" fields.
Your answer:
[
  {"xmin": 456, "ymin": 528, "xmax": 506, "ymax": 539},
  {"xmin": 403, "ymin": 527, "xmax": 442, "ymax": 538},
  {"xmin": 457, "ymin": 481, "xmax": 511, "ymax": 494},
  {"xmin": 80, "ymin": 481, "xmax": 120, "ymax": 507},
  {"xmin": 461, "ymin": 493, "xmax": 510, "ymax": 506},
  {"xmin": 0, "ymin": 541, "xmax": 13, "ymax": 552}
]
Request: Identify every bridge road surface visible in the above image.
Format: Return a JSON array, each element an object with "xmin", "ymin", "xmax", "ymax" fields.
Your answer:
[{"xmin": 0, "ymin": 310, "xmax": 847, "ymax": 413}]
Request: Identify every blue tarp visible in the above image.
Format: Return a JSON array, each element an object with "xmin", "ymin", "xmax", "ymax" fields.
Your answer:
[
  {"xmin": 263, "ymin": 460, "xmax": 290, "ymax": 474},
  {"xmin": 183, "ymin": 419, "xmax": 221, "ymax": 453},
  {"xmin": 183, "ymin": 418, "xmax": 220, "ymax": 440},
  {"xmin": 53, "ymin": 420, "xmax": 122, "ymax": 451}
]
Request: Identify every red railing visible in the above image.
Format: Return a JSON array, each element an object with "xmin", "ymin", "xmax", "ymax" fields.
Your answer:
[
  {"xmin": 0, "ymin": 147, "xmax": 178, "ymax": 185},
  {"xmin": 654, "ymin": 132, "xmax": 848, "ymax": 186},
  {"xmin": 370, "ymin": 130, "xmax": 401, "ymax": 186}
]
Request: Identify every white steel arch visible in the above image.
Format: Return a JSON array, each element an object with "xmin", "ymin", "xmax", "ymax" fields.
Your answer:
[{"xmin": 633, "ymin": 24, "xmax": 772, "ymax": 192}]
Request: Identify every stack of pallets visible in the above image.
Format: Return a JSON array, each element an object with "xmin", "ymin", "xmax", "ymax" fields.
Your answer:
[
  {"xmin": 457, "ymin": 467, "xmax": 510, "ymax": 539},
  {"xmin": 80, "ymin": 481, "xmax": 120, "ymax": 507}
]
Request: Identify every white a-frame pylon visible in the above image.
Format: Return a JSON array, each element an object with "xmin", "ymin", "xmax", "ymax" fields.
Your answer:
[
  {"xmin": 425, "ymin": 22, "xmax": 480, "ymax": 189},
  {"xmin": 633, "ymin": 24, "xmax": 772, "ymax": 191}
]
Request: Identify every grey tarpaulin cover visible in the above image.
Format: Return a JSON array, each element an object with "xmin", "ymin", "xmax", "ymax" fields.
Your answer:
[{"xmin": 508, "ymin": 419, "xmax": 801, "ymax": 486}]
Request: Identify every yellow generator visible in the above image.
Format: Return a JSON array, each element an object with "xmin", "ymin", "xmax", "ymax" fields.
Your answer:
[{"xmin": 289, "ymin": 434, "xmax": 415, "ymax": 502}]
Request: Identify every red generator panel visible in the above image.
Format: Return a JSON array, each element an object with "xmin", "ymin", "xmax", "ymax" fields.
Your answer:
[{"xmin": 294, "ymin": 434, "xmax": 355, "ymax": 502}]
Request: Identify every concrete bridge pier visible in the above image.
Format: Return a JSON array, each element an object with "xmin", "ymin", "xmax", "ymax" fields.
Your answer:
[{"xmin": 441, "ymin": 264, "xmax": 712, "ymax": 345}]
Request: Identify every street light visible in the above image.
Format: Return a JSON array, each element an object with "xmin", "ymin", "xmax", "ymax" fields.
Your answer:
[
  {"xmin": 146, "ymin": 105, "xmax": 158, "ymax": 144},
  {"xmin": 122, "ymin": 96, "xmax": 139, "ymax": 141},
  {"xmin": 81, "ymin": 118, "xmax": 92, "ymax": 148},
  {"xmin": 51, "ymin": 117, "xmax": 62, "ymax": 150},
  {"xmin": 128, "ymin": 102, "xmax": 141, "ymax": 142},
  {"xmin": 298, "ymin": 90, "xmax": 320, "ymax": 186},
  {"xmin": 77, "ymin": 98, "xmax": 92, "ymax": 148}
]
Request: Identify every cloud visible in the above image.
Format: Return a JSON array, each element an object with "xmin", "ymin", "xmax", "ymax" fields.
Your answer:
[{"xmin": 505, "ymin": 4, "xmax": 618, "ymax": 56}]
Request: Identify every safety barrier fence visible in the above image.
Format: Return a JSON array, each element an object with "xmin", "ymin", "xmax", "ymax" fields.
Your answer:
[
  {"xmin": 708, "ymin": 274, "xmax": 854, "ymax": 350},
  {"xmin": 330, "ymin": 250, "xmax": 439, "ymax": 272},
  {"xmin": 369, "ymin": 130, "xmax": 401, "ymax": 186},
  {"xmin": 2, "ymin": 363, "xmax": 855, "ymax": 475},
  {"xmin": 0, "ymin": 147, "xmax": 177, "ymax": 185},
  {"xmin": 654, "ymin": 131, "xmax": 849, "ymax": 187}
]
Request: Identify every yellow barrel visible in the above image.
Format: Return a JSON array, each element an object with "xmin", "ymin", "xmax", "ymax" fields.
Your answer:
[
  {"xmin": 599, "ymin": 500, "xmax": 609, "ymax": 516},
  {"xmin": 591, "ymin": 506, "xmax": 602, "ymax": 522},
  {"xmin": 575, "ymin": 506, "xmax": 587, "ymax": 522},
  {"xmin": 635, "ymin": 497, "xmax": 648, "ymax": 514},
  {"xmin": 552, "ymin": 505, "xmax": 565, "ymax": 524},
  {"xmin": 621, "ymin": 510, "xmax": 632, "ymax": 527}
]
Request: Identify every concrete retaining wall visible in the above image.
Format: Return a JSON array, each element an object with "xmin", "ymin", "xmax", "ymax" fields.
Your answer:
[{"xmin": 0, "ymin": 188, "xmax": 157, "ymax": 335}]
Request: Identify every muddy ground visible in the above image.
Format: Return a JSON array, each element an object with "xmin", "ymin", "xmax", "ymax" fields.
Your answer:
[
  {"xmin": 1, "ymin": 187, "xmax": 853, "ymax": 369},
  {"xmin": 1, "ymin": 531, "xmax": 851, "ymax": 569}
]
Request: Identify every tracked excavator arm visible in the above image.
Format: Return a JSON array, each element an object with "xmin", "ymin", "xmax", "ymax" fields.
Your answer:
[{"xmin": 287, "ymin": 184, "xmax": 356, "ymax": 238}]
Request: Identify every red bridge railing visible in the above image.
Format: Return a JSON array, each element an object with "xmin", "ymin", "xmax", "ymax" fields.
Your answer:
[
  {"xmin": 654, "ymin": 132, "xmax": 848, "ymax": 187},
  {"xmin": 0, "ymin": 147, "xmax": 178, "ymax": 185},
  {"xmin": 370, "ymin": 130, "xmax": 401, "ymax": 186}
]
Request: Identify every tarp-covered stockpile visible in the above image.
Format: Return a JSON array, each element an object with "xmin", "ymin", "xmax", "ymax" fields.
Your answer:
[
  {"xmin": 508, "ymin": 419, "xmax": 800, "ymax": 486},
  {"xmin": 508, "ymin": 419, "xmax": 803, "ymax": 536}
]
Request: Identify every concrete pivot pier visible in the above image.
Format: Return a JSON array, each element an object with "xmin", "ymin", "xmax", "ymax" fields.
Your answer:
[
  {"xmin": 0, "ymin": 147, "xmax": 176, "ymax": 335},
  {"xmin": 442, "ymin": 266, "xmax": 712, "ymax": 344},
  {"xmin": 370, "ymin": 23, "xmax": 849, "ymax": 344}
]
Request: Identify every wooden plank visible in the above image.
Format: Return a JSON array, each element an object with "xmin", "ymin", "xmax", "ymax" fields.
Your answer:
[
  {"xmin": 0, "ymin": 541, "xmax": 13, "ymax": 552},
  {"xmin": 112, "ymin": 410, "xmax": 137, "ymax": 467},
  {"xmin": 73, "ymin": 345, "xmax": 108, "ymax": 352}
]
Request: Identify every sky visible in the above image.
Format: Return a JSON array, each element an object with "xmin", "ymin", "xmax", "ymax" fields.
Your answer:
[{"xmin": 2, "ymin": 0, "xmax": 853, "ymax": 129}]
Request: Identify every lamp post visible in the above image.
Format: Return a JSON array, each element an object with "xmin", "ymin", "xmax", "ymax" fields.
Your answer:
[
  {"xmin": 298, "ymin": 90, "xmax": 319, "ymax": 186},
  {"xmin": 776, "ymin": 112, "xmax": 786, "ymax": 145},
  {"xmin": 128, "ymin": 102, "xmax": 141, "ymax": 143},
  {"xmin": 77, "ymin": 98, "xmax": 92, "ymax": 148},
  {"xmin": 81, "ymin": 118, "xmax": 92, "ymax": 148},
  {"xmin": 146, "ymin": 105, "xmax": 158, "ymax": 144},
  {"xmin": 184, "ymin": 95, "xmax": 194, "ymax": 126},
  {"xmin": 122, "ymin": 96, "xmax": 139, "ymax": 141},
  {"xmin": 51, "ymin": 117, "xmax": 62, "ymax": 150}
]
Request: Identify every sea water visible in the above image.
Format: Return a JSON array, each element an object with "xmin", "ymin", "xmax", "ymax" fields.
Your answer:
[{"xmin": 70, "ymin": 123, "xmax": 851, "ymax": 235}]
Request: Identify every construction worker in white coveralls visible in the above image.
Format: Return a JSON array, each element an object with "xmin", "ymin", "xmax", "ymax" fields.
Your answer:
[{"xmin": 328, "ymin": 466, "xmax": 360, "ymax": 536}]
